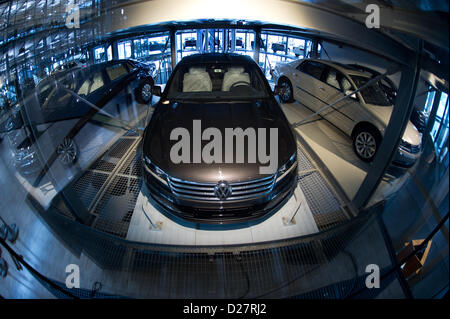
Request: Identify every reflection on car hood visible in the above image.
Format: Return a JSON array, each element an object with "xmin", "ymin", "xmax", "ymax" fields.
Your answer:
[
  {"xmin": 365, "ymin": 104, "xmax": 422, "ymax": 146},
  {"xmin": 143, "ymin": 99, "xmax": 296, "ymax": 183}
]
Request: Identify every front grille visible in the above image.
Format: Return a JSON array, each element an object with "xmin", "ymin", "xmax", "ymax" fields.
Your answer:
[
  {"xmin": 400, "ymin": 141, "xmax": 421, "ymax": 154},
  {"xmin": 167, "ymin": 174, "xmax": 277, "ymax": 201}
]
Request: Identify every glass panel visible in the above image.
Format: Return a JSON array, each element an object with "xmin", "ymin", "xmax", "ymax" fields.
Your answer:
[
  {"xmin": 431, "ymin": 93, "xmax": 449, "ymax": 141},
  {"xmin": 94, "ymin": 46, "xmax": 106, "ymax": 62},
  {"xmin": 107, "ymin": 45, "xmax": 112, "ymax": 61},
  {"xmin": 424, "ymin": 87, "xmax": 436, "ymax": 114}
]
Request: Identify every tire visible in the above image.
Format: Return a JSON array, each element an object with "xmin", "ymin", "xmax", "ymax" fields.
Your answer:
[
  {"xmin": 352, "ymin": 125, "xmax": 381, "ymax": 162},
  {"xmin": 136, "ymin": 79, "xmax": 153, "ymax": 104},
  {"xmin": 278, "ymin": 78, "xmax": 294, "ymax": 103}
]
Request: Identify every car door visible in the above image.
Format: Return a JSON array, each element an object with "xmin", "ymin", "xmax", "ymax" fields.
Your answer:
[
  {"xmin": 320, "ymin": 66, "xmax": 357, "ymax": 135},
  {"xmin": 292, "ymin": 60, "xmax": 327, "ymax": 111}
]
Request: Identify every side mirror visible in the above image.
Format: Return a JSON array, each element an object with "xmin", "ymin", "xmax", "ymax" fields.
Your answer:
[
  {"xmin": 273, "ymin": 85, "xmax": 283, "ymax": 96},
  {"xmin": 151, "ymin": 85, "xmax": 162, "ymax": 97}
]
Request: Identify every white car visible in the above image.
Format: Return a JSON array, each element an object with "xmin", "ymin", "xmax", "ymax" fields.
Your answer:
[
  {"xmin": 292, "ymin": 45, "xmax": 305, "ymax": 57},
  {"xmin": 274, "ymin": 59, "xmax": 422, "ymax": 166}
]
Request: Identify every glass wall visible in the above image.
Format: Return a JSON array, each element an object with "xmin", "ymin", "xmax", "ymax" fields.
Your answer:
[
  {"xmin": 173, "ymin": 28, "xmax": 314, "ymax": 82},
  {"xmin": 259, "ymin": 31, "xmax": 313, "ymax": 80},
  {"xmin": 118, "ymin": 33, "xmax": 171, "ymax": 84}
]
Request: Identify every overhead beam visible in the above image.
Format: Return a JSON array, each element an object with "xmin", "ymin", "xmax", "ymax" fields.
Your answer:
[{"xmin": 103, "ymin": 0, "xmax": 412, "ymax": 65}]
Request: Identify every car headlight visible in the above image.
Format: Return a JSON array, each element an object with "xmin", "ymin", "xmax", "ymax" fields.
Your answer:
[
  {"xmin": 143, "ymin": 156, "xmax": 168, "ymax": 186},
  {"xmin": 276, "ymin": 152, "xmax": 297, "ymax": 183}
]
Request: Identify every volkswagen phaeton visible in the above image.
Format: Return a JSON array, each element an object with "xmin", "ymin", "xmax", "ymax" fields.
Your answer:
[{"xmin": 142, "ymin": 53, "xmax": 298, "ymax": 225}]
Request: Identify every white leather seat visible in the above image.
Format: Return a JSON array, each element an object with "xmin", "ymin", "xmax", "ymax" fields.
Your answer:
[
  {"xmin": 182, "ymin": 67, "xmax": 212, "ymax": 92},
  {"xmin": 222, "ymin": 67, "xmax": 250, "ymax": 91}
]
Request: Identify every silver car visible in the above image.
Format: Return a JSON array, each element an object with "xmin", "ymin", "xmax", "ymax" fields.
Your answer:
[{"xmin": 274, "ymin": 59, "xmax": 422, "ymax": 166}]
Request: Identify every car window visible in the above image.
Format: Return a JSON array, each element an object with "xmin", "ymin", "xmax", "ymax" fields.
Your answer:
[
  {"xmin": 297, "ymin": 61, "xmax": 326, "ymax": 81},
  {"xmin": 166, "ymin": 62, "xmax": 270, "ymax": 100},
  {"xmin": 126, "ymin": 62, "xmax": 137, "ymax": 72},
  {"xmin": 77, "ymin": 71, "xmax": 105, "ymax": 96},
  {"xmin": 325, "ymin": 68, "xmax": 340, "ymax": 90},
  {"xmin": 38, "ymin": 73, "xmax": 77, "ymax": 106},
  {"xmin": 38, "ymin": 82, "xmax": 53, "ymax": 101},
  {"xmin": 106, "ymin": 63, "xmax": 128, "ymax": 81},
  {"xmin": 340, "ymin": 76, "xmax": 353, "ymax": 92},
  {"xmin": 351, "ymin": 75, "xmax": 391, "ymax": 106}
]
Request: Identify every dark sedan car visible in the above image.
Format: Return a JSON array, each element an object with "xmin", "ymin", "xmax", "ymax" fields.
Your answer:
[
  {"xmin": 4, "ymin": 59, "xmax": 156, "ymax": 176},
  {"xmin": 142, "ymin": 53, "xmax": 298, "ymax": 226},
  {"xmin": 183, "ymin": 37, "xmax": 197, "ymax": 50},
  {"xmin": 272, "ymin": 42, "xmax": 286, "ymax": 53}
]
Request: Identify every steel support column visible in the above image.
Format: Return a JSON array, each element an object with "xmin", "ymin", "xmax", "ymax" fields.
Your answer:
[
  {"xmin": 230, "ymin": 29, "xmax": 236, "ymax": 52},
  {"xmin": 112, "ymin": 40, "xmax": 119, "ymax": 60},
  {"xmin": 254, "ymin": 28, "xmax": 261, "ymax": 64},
  {"xmin": 425, "ymin": 91, "xmax": 442, "ymax": 137},
  {"xmin": 353, "ymin": 42, "xmax": 423, "ymax": 209},
  {"xmin": 170, "ymin": 29, "xmax": 176, "ymax": 69},
  {"xmin": 311, "ymin": 38, "xmax": 319, "ymax": 59}
]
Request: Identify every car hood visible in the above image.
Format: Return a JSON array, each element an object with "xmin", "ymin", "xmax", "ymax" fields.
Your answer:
[
  {"xmin": 143, "ymin": 99, "xmax": 296, "ymax": 183},
  {"xmin": 364, "ymin": 104, "xmax": 422, "ymax": 146}
]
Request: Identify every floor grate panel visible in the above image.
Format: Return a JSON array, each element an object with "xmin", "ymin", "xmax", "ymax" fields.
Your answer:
[
  {"xmin": 107, "ymin": 138, "xmax": 135, "ymax": 159},
  {"xmin": 92, "ymin": 176, "xmax": 142, "ymax": 238},
  {"xmin": 297, "ymin": 170, "xmax": 345, "ymax": 230},
  {"xmin": 297, "ymin": 147, "xmax": 315, "ymax": 172},
  {"xmin": 73, "ymin": 171, "xmax": 109, "ymax": 208},
  {"xmin": 57, "ymin": 132, "xmax": 349, "ymax": 238}
]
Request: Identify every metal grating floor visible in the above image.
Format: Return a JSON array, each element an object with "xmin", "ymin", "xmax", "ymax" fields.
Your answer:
[
  {"xmin": 53, "ymin": 132, "xmax": 349, "ymax": 239},
  {"xmin": 297, "ymin": 147, "xmax": 315, "ymax": 172},
  {"xmin": 296, "ymin": 147, "xmax": 349, "ymax": 231},
  {"xmin": 92, "ymin": 176, "xmax": 142, "ymax": 237},
  {"xmin": 55, "ymin": 133, "xmax": 143, "ymax": 237}
]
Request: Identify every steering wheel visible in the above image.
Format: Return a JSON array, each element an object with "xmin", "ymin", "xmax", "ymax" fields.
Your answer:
[{"xmin": 229, "ymin": 81, "xmax": 251, "ymax": 91}]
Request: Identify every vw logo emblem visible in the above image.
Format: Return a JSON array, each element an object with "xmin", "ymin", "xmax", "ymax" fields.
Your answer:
[{"xmin": 214, "ymin": 181, "xmax": 232, "ymax": 200}]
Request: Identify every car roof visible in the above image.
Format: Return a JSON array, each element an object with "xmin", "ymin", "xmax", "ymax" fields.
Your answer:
[
  {"xmin": 178, "ymin": 53, "xmax": 255, "ymax": 65},
  {"xmin": 303, "ymin": 59, "xmax": 370, "ymax": 78}
]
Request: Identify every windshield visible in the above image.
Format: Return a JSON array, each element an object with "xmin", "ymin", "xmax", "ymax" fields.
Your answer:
[
  {"xmin": 351, "ymin": 75, "xmax": 392, "ymax": 106},
  {"xmin": 165, "ymin": 62, "xmax": 270, "ymax": 100}
]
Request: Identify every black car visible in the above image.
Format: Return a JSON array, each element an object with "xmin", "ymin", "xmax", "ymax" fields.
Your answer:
[
  {"xmin": 142, "ymin": 53, "xmax": 298, "ymax": 226},
  {"xmin": 183, "ymin": 37, "xmax": 197, "ymax": 50},
  {"xmin": 4, "ymin": 59, "xmax": 156, "ymax": 175},
  {"xmin": 148, "ymin": 41, "xmax": 167, "ymax": 52},
  {"xmin": 271, "ymin": 42, "xmax": 286, "ymax": 53},
  {"xmin": 229, "ymin": 37, "xmax": 244, "ymax": 48}
]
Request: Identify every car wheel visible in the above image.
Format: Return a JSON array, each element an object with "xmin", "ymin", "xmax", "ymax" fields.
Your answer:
[
  {"xmin": 278, "ymin": 78, "xmax": 294, "ymax": 103},
  {"xmin": 353, "ymin": 126, "xmax": 380, "ymax": 162},
  {"xmin": 57, "ymin": 137, "xmax": 77, "ymax": 165},
  {"xmin": 136, "ymin": 80, "xmax": 153, "ymax": 104}
]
